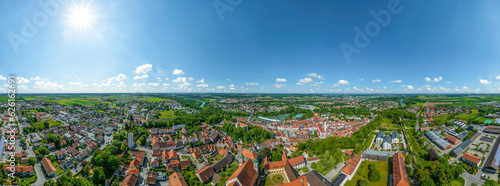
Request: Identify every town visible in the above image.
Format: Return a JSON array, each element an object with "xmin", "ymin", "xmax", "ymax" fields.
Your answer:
[{"xmin": 0, "ymin": 94, "xmax": 499, "ymax": 186}]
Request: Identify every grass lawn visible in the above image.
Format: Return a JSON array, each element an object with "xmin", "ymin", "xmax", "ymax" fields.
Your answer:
[
  {"xmin": 379, "ymin": 118, "xmax": 393, "ymax": 129},
  {"xmin": 158, "ymin": 110, "xmax": 175, "ymax": 119},
  {"xmin": 363, "ymin": 133, "xmax": 375, "ymax": 149},
  {"xmin": 344, "ymin": 161, "xmax": 389, "ymax": 186},
  {"xmin": 52, "ymin": 161, "xmax": 65, "ymax": 175},
  {"xmin": 20, "ymin": 174, "xmax": 37, "ymax": 184}
]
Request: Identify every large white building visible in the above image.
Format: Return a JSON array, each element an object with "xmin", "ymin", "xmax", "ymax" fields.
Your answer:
[{"xmin": 128, "ymin": 132, "xmax": 134, "ymax": 148}]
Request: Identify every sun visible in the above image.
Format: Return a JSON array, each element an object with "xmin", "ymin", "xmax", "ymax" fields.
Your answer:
[{"xmin": 65, "ymin": 1, "xmax": 97, "ymax": 34}]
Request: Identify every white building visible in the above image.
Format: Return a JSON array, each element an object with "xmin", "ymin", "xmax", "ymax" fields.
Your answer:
[{"xmin": 128, "ymin": 132, "xmax": 134, "ymax": 148}]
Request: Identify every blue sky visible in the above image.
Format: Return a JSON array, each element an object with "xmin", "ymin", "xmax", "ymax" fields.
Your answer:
[{"xmin": 1, "ymin": 0, "xmax": 500, "ymax": 93}]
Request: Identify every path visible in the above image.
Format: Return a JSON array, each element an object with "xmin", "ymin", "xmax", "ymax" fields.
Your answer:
[{"xmin": 322, "ymin": 162, "xmax": 345, "ymax": 181}]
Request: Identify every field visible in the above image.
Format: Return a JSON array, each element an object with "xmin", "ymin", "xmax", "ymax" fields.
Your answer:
[
  {"xmin": 344, "ymin": 161, "xmax": 389, "ymax": 186},
  {"xmin": 417, "ymin": 95, "xmax": 500, "ymax": 107},
  {"xmin": 54, "ymin": 98, "xmax": 111, "ymax": 105},
  {"xmin": 425, "ymin": 102, "xmax": 454, "ymax": 107},
  {"xmin": 158, "ymin": 110, "xmax": 175, "ymax": 119}
]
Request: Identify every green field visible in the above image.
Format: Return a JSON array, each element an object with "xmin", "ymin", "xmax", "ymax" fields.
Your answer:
[
  {"xmin": 158, "ymin": 110, "xmax": 175, "ymax": 119},
  {"xmin": 416, "ymin": 95, "xmax": 500, "ymax": 107},
  {"xmin": 344, "ymin": 161, "xmax": 389, "ymax": 186}
]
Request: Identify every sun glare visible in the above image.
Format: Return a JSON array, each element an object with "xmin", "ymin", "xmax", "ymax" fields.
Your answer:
[{"xmin": 66, "ymin": 1, "xmax": 97, "ymax": 34}]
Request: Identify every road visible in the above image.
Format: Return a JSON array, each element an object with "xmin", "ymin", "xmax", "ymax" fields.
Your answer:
[
  {"xmin": 322, "ymin": 162, "xmax": 345, "ymax": 181},
  {"xmin": 462, "ymin": 171, "xmax": 485, "ymax": 186}
]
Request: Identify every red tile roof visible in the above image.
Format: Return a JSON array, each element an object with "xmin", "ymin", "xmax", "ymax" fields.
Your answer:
[{"xmin": 393, "ymin": 152, "xmax": 410, "ymax": 186}]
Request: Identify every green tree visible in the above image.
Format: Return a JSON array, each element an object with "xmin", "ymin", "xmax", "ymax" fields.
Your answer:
[
  {"xmin": 28, "ymin": 157, "xmax": 37, "ymax": 166},
  {"xmin": 368, "ymin": 163, "xmax": 381, "ymax": 182},
  {"xmin": 358, "ymin": 179, "xmax": 371, "ymax": 186},
  {"xmin": 43, "ymin": 179, "xmax": 56, "ymax": 186},
  {"xmin": 92, "ymin": 167, "xmax": 106, "ymax": 184},
  {"xmin": 217, "ymin": 176, "xmax": 228, "ymax": 186}
]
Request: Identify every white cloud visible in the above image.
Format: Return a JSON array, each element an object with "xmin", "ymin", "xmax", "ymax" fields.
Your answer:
[
  {"xmin": 358, "ymin": 78, "xmax": 364, "ymax": 81},
  {"xmin": 245, "ymin": 82, "xmax": 259, "ymax": 86},
  {"xmin": 132, "ymin": 83, "xmax": 145, "ymax": 87},
  {"xmin": 164, "ymin": 78, "xmax": 169, "ymax": 80},
  {"xmin": 273, "ymin": 84, "xmax": 286, "ymax": 88},
  {"xmin": 390, "ymin": 80, "xmax": 403, "ymax": 83},
  {"xmin": 69, "ymin": 82, "xmax": 81, "ymax": 85},
  {"xmin": 480, "ymin": 79, "xmax": 492, "ymax": 84},
  {"xmin": 33, "ymin": 81, "xmax": 63, "ymax": 91},
  {"xmin": 172, "ymin": 77, "xmax": 188, "ymax": 83},
  {"xmin": 148, "ymin": 83, "xmax": 159, "ymax": 86},
  {"xmin": 425, "ymin": 76, "xmax": 443, "ymax": 82},
  {"xmin": 0, "ymin": 75, "xmax": 6, "ymax": 80},
  {"xmin": 117, "ymin": 81, "xmax": 125, "ymax": 88},
  {"xmin": 307, "ymin": 73, "xmax": 325, "ymax": 80},
  {"xmin": 116, "ymin": 74, "xmax": 127, "ymax": 81},
  {"xmin": 311, "ymin": 81, "xmax": 324, "ymax": 86},
  {"xmin": 498, "ymin": 87, "xmax": 500, "ymax": 91},
  {"xmin": 188, "ymin": 77, "xmax": 194, "ymax": 81},
  {"xmin": 196, "ymin": 84, "xmax": 209, "ymax": 88},
  {"xmin": 337, "ymin": 80, "xmax": 349, "ymax": 85},
  {"xmin": 30, "ymin": 76, "xmax": 45, "ymax": 81},
  {"xmin": 297, "ymin": 78, "xmax": 313, "ymax": 85},
  {"xmin": 162, "ymin": 83, "xmax": 170, "ymax": 86},
  {"xmin": 496, "ymin": 76, "xmax": 500, "ymax": 80},
  {"xmin": 17, "ymin": 77, "xmax": 30, "ymax": 84},
  {"xmin": 217, "ymin": 86, "xmax": 225, "ymax": 89},
  {"xmin": 133, "ymin": 74, "xmax": 148, "ymax": 80},
  {"xmin": 196, "ymin": 79, "xmax": 205, "ymax": 83},
  {"xmin": 177, "ymin": 82, "xmax": 191, "ymax": 88},
  {"xmin": 372, "ymin": 79, "xmax": 381, "ymax": 83},
  {"xmin": 172, "ymin": 69, "xmax": 184, "ymax": 75},
  {"xmin": 229, "ymin": 84, "xmax": 235, "ymax": 88},
  {"xmin": 407, "ymin": 85, "xmax": 414, "ymax": 90},
  {"xmin": 134, "ymin": 64, "xmax": 153, "ymax": 74},
  {"xmin": 276, "ymin": 78, "xmax": 287, "ymax": 82}
]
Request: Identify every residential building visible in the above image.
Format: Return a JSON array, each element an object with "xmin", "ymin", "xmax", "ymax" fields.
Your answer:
[{"xmin": 393, "ymin": 152, "xmax": 410, "ymax": 186}]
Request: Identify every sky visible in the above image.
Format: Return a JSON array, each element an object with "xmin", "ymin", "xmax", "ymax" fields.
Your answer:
[{"xmin": 1, "ymin": 0, "xmax": 500, "ymax": 94}]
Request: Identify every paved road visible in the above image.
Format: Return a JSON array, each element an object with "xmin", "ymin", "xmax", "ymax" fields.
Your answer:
[
  {"xmin": 462, "ymin": 172, "xmax": 485, "ymax": 186},
  {"xmin": 322, "ymin": 162, "xmax": 345, "ymax": 181}
]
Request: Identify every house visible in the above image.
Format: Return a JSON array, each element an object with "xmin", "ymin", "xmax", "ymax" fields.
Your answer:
[
  {"xmin": 62, "ymin": 159, "xmax": 73, "ymax": 169},
  {"xmin": 363, "ymin": 150, "xmax": 389, "ymax": 161},
  {"xmin": 211, "ymin": 154, "xmax": 233, "ymax": 172},
  {"xmin": 46, "ymin": 142, "xmax": 56, "ymax": 150},
  {"xmin": 3, "ymin": 165, "xmax": 34, "ymax": 177},
  {"xmin": 340, "ymin": 155, "xmax": 362, "ymax": 180},
  {"xmin": 55, "ymin": 150, "xmax": 67, "ymax": 160},
  {"xmin": 382, "ymin": 135, "xmax": 392, "ymax": 150},
  {"xmin": 169, "ymin": 172, "xmax": 188, "ymax": 186},
  {"xmin": 131, "ymin": 151, "xmax": 145, "ymax": 166},
  {"xmin": 226, "ymin": 160, "xmax": 258, "ymax": 186},
  {"xmin": 391, "ymin": 131, "xmax": 399, "ymax": 144},
  {"xmin": 120, "ymin": 174, "xmax": 138, "ymax": 186},
  {"xmin": 42, "ymin": 158, "xmax": 57, "ymax": 177},
  {"xmin": 345, "ymin": 150, "xmax": 353, "ymax": 157},
  {"xmin": 393, "ymin": 152, "xmax": 410, "ymax": 186},
  {"xmin": 461, "ymin": 153, "xmax": 482, "ymax": 166},
  {"xmin": 445, "ymin": 135, "xmax": 459, "ymax": 145},
  {"xmin": 195, "ymin": 166, "xmax": 215, "ymax": 183},
  {"xmin": 375, "ymin": 131, "xmax": 385, "ymax": 143},
  {"xmin": 146, "ymin": 171, "xmax": 158, "ymax": 185}
]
